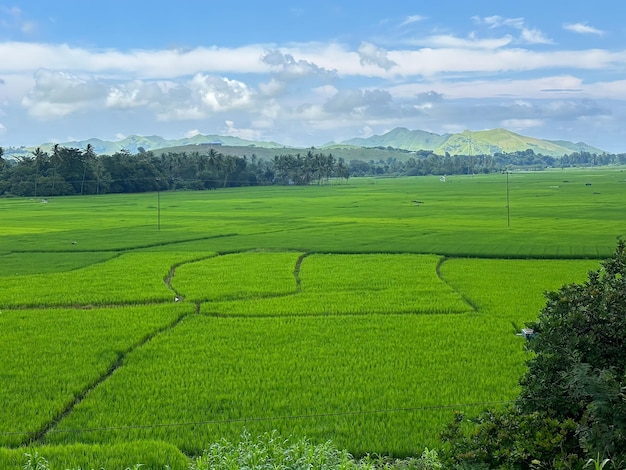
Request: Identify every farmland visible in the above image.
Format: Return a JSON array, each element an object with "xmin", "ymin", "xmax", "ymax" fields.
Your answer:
[{"xmin": 0, "ymin": 169, "xmax": 624, "ymax": 468}]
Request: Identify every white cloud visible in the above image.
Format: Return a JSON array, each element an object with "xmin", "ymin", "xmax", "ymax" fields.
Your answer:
[
  {"xmin": 1, "ymin": 12, "xmax": 625, "ymax": 152},
  {"xmin": 473, "ymin": 15, "xmax": 553, "ymax": 45},
  {"xmin": 501, "ymin": 118, "xmax": 544, "ymax": 129},
  {"xmin": 386, "ymin": 48, "xmax": 624, "ymax": 78},
  {"xmin": 399, "ymin": 15, "xmax": 427, "ymax": 28},
  {"xmin": 358, "ymin": 42, "xmax": 397, "ymax": 70},
  {"xmin": 360, "ymin": 125, "xmax": 374, "ymax": 137},
  {"xmin": 223, "ymin": 119, "xmax": 265, "ymax": 141},
  {"xmin": 2, "ymin": 39, "xmax": 625, "ymax": 87},
  {"xmin": 520, "ymin": 28, "xmax": 553, "ymax": 45},
  {"xmin": 0, "ymin": 122, "xmax": 5, "ymax": 134},
  {"xmin": 0, "ymin": 6, "xmax": 37, "ymax": 35},
  {"xmin": 20, "ymin": 20, "xmax": 36, "ymax": 34},
  {"xmin": 106, "ymin": 82, "xmax": 148, "ymax": 109},
  {"xmin": 156, "ymin": 106, "xmax": 206, "ymax": 122},
  {"xmin": 323, "ymin": 89, "xmax": 394, "ymax": 117},
  {"xmin": 21, "ymin": 70, "xmax": 108, "ymax": 118},
  {"xmin": 258, "ymin": 78, "xmax": 285, "ymax": 97},
  {"xmin": 389, "ymin": 76, "xmax": 587, "ymax": 100},
  {"xmin": 564, "ymin": 23, "xmax": 605, "ymax": 35},
  {"xmin": 261, "ymin": 49, "xmax": 337, "ymax": 80},
  {"xmin": 415, "ymin": 34, "xmax": 513, "ymax": 49},
  {"xmin": 191, "ymin": 74, "xmax": 255, "ymax": 112},
  {"xmin": 184, "ymin": 129, "xmax": 201, "ymax": 138},
  {"xmin": 0, "ymin": 42, "xmax": 269, "ymax": 78},
  {"xmin": 312, "ymin": 85, "xmax": 337, "ymax": 99}
]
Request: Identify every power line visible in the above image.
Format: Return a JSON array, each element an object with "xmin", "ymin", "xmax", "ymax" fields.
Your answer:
[{"xmin": 0, "ymin": 401, "xmax": 513, "ymax": 437}]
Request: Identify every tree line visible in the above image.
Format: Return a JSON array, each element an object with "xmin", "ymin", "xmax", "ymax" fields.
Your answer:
[
  {"xmin": 1, "ymin": 144, "xmax": 625, "ymax": 197},
  {"xmin": 0, "ymin": 145, "xmax": 355, "ymax": 197}
]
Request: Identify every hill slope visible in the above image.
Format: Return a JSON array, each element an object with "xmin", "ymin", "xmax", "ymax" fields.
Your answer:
[
  {"xmin": 336, "ymin": 128, "xmax": 605, "ymax": 157},
  {"xmin": 24, "ymin": 134, "xmax": 286, "ymax": 156},
  {"xmin": 338, "ymin": 127, "xmax": 450, "ymax": 151},
  {"xmin": 4, "ymin": 128, "xmax": 606, "ymax": 159}
]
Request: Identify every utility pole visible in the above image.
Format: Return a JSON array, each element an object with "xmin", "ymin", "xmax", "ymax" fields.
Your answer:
[
  {"xmin": 156, "ymin": 177, "xmax": 161, "ymax": 231},
  {"xmin": 506, "ymin": 171, "xmax": 510, "ymax": 228}
]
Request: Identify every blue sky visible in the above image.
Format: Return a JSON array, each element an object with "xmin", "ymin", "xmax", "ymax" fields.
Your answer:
[{"xmin": 1, "ymin": 1, "xmax": 625, "ymax": 152}]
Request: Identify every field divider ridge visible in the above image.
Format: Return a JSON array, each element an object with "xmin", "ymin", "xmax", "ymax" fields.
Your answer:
[
  {"xmin": 293, "ymin": 252, "xmax": 310, "ymax": 291},
  {"xmin": 25, "ymin": 308, "xmax": 195, "ymax": 447},
  {"xmin": 163, "ymin": 253, "xmax": 218, "ymax": 303},
  {"xmin": 435, "ymin": 256, "xmax": 479, "ymax": 312}
]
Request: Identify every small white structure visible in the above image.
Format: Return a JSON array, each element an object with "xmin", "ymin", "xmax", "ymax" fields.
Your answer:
[
  {"xmin": 519, "ymin": 328, "xmax": 536, "ymax": 340},
  {"xmin": 440, "ymin": 175, "xmax": 446, "ymax": 182}
]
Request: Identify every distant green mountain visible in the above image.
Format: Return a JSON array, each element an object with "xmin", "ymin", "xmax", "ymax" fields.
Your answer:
[
  {"xmin": 21, "ymin": 134, "xmax": 286, "ymax": 156},
  {"xmin": 544, "ymin": 139, "xmax": 605, "ymax": 154},
  {"xmin": 336, "ymin": 127, "xmax": 605, "ymax": 157},
  {"xmin": 337, "ymin": 127, "xmax": 450, "ymax": 151},
  {"xmin": 5, "ymin": 127, "xmax": 606, "ymax": 159}
]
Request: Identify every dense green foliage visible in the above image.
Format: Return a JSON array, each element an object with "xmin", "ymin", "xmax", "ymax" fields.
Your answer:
[
  {"xmin": 520, "ymin": 240, "xmax": 626, "ymax": 463},
  {"xmin": 2, "ymin": 142, "xmax": 626, "ymax": 197}
]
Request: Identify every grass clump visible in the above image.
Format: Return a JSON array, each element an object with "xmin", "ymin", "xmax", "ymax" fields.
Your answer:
[
  {"xmin": 189, "ymin": 430, "xmax": 443, "ymax": 470},
  {"xmin": 190, "ymin": 430, "xmax": 359, "ymax": 469}
]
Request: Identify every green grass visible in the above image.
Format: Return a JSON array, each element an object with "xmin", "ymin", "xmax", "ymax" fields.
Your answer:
[
  {"xmin": 38, "ymin": 257, "xmax": 597, "ymax": 456},
  {"xmin": 1, "ymin": 170, "xmax": 624, "ymax": 256},
  {"xmin": 173, "ymin": 251, "xmax": 301, "ymax": 302},
  {"xmin": 0, "ymin": 304, "xmax": 192, "ymax": 446},
  {"xmin": 0, "ymin": 441, "xmax": 189, "ymax": 470},
  {"xmin": 201, "ymin": 254, "xmax": 471, "ymax": 316},
  {"xmin": 0, "ymin": 252, "xmax": 119, "ymax": 276},
  {"xmin": 43, "ymin": 313, "xmax": 521, "ymax": 456},
  {"xmin": 0, "ymin": 168, "xmax": 622, "ymax": 466},
  {"xmin": 0, "ymin": 252, "xmax": 210, "ymax": 308}
]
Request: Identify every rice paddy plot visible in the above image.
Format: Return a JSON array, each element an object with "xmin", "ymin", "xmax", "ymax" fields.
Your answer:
[
  {"xmin": 201, "ymin": 253, "xmax": 472, "ymax": 316},
  {"xmin": 172, "ymin": 251, "xmax": 302, "ymax": 302},
  {"xmin": 0, "ymin": 252, "xmax": 210, "ymax": 308},
  {"xmin": 0, "ymin": 252, "xmax": 119, "ymax": 276},
  {"xmin": 439, "ymin": 257, "xmax": 600, "ymax": 325},
  {"xmin": 0, "ymin": 303, "xmax": 192, "ymax": 446},
  {"xmin": 43, "ymin": 313, "xmax": 524, "ymax": 456},
  {"xmin": 0, "ymin": 441, "xmax": 189, "ymax": 470},
  {"xmin": 0, "ymin": 170, "xmax": 624, "ymax": 257}
]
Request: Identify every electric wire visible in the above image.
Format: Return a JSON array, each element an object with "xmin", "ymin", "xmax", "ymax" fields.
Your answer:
[{"xmin": 0, "ymin": 400, "xmax": 514, "ymax": 437}]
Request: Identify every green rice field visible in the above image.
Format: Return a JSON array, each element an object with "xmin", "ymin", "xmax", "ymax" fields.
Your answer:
[{"xmin": 0, "ymin": 169, "xmax": 624, "ymax": 468}]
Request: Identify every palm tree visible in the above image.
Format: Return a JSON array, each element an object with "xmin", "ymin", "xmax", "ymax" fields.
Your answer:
[
  {"xmin": 222, "ymin": 155, "xmax": 237, "ymax": 188},
  {"xmin": 32, "ymin": 147, "xmax": 46, "ymax": 197},
  {"xmin": 50, "ymin": 144, "xmax": 62, "ymax": 195},
  {"xmin": 81, "ymin": 144, "xmax": 96, "ymax": 195}
]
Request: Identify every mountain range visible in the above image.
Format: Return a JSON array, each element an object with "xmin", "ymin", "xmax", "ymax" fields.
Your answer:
[
  {"xmin": 5, "ymin": 127, "xmax": 606, "ymax": 158},
  {"xmin": 334, "ymin": 128, "xmax": 605, "ymax": 157}
]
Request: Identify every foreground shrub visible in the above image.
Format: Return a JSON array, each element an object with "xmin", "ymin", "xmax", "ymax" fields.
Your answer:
[
  {"xmin": 15, "ymin": 431, "xmax": 445, "ymax": 469},
  {"xmin": 189, "ymin": 430, "xmax": 363, "ymax": 470}
]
